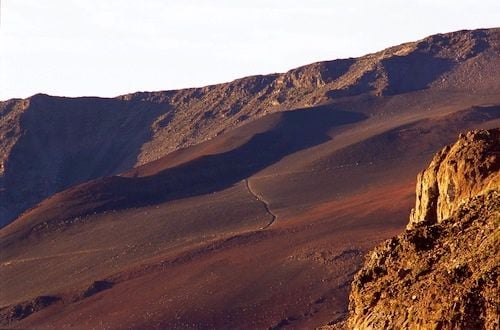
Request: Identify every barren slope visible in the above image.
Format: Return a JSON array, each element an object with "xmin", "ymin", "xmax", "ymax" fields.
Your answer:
[
  {"xmin": 1, "ymin": 28, "xmax": 500, "ymax": 329},
  {"xmin": 1, "ymin": 28, "xmax": 499, "ymax": 226},
  {"xmin": 1, "ymin": 102, "xmax": 499, "ymax": 328}
]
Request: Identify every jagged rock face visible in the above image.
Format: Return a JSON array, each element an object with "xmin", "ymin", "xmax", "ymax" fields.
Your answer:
[
  {"xmin": 346, "ymin": 128, "xmax": 500, "ymax": 329},
  {"xmin": 409, "ymin": 129, "xmax": 499, "ymax": 228}
]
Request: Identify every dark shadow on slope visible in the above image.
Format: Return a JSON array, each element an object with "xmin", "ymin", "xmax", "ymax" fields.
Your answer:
[
  {"xmin": 0, "ymin": 94, "xmax": 169, "ymax": 226},
  {"xmin": 380, "ymin": 52, "xmax": 454, "ymax": 95},
  {"xmin": 0, "ymin": 295, "xmax": 61, "ymax": 326},
  {"xmin": 324, "ymin": 30, "xmax": 491, "ymax": 99},
  {"xmin": 325, "ymin": 51, "xmax": 455, "ymax": 99},
  {"xmin": 81, "ymin": 280, "xmax": 114, "ymax": 299},
  {"xmin": 313, "ymin": 105, "xmax": 500, "ymax": 170},
  {"xmin": 23, "ymin": 105, "xmax": 367, "ymax": 228}
]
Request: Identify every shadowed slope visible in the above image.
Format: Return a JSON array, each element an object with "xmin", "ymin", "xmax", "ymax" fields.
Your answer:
[
  {"xmin": 1, "ymin": 100, "xmax": 499, "ymax": 328},
  {"xmin": 0, "ymin": 95, "xmax": 168, "ymax": 226},
  {"xmin": 3, "ymin": 106, "xmax": 365, "ymax": 236},
  {"xmin": 1, "ymin": 28, "xmax": 500, "ymax": 329},
  {"xmin": 1, "ymin": 28, "xmax": 499, "ymax": 226}
]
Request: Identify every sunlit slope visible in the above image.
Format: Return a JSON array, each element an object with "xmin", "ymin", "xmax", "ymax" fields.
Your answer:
[{"xmin": 1, "ymin": 96, "xmax": 498, "ymax": 328}]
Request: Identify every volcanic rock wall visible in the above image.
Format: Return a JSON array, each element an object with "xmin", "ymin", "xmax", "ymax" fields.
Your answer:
[
  {"xmin": 346, "ymin": 128, "xmax": 500, "ymax": 329},
  {"xmin": 409, "ymin": 129, "xmax": 499, "ymax": 228}
]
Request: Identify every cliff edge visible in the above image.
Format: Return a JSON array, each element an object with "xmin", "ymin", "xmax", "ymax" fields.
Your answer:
[
  {"xmin": 346, "ymin": 128, "xmax": 499, "ymax": 329},
  {"xmin": 409, "ymin": 129, "xmax": 499, "ymax": 228}
]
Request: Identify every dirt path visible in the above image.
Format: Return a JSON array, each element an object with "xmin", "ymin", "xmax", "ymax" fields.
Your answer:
[
  {"xmin": 244, "ymin": 179, "xmax": 277, "ymax": 229},
  {"xmin": 0, "ymin": 247, "xmax": 116, "ymax": 267}
]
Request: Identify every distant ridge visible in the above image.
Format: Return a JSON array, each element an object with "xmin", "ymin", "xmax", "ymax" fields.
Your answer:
[
  {"xmin": 1, "ymin": 28, "xmax": 500, "ymax": 329},
  {"xmin": 1, "ymin": 28, "xmax": 498, "ymax": 227}
]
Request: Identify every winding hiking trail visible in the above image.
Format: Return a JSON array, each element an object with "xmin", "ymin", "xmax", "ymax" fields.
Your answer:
[
  {"xmin": 244, "ymin": 179, "xmax": 277, "ymax": 229},
  {"xmin": 0, "ymin": 247, "xmax": 117, "ymax": 267}
]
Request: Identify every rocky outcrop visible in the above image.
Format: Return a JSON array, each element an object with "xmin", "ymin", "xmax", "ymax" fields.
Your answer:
[
  {"xmin": 346, "ymin": 128, "xmax": 500, "ymax": 329},
  {"xmin": 409, "ymin": 129, "xmax": 499, "ymax": 228},
  {"xmin": 0, "ymin": 295, "xmax": 60, "ymax": 326}
]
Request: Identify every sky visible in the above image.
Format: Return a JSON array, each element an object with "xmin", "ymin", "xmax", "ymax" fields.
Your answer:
[{"xmin": 0, "ymin": 0, "xmax": 499, "ymax": 101}]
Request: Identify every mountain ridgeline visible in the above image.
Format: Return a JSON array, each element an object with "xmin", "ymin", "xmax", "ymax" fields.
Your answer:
[
  {"xmin": 0, "ymin": 28, "xmax": 499, "ymax": 329},
  {"xmin": 1, "ymin": 28, "xmax": 499, "ymax": 226}
]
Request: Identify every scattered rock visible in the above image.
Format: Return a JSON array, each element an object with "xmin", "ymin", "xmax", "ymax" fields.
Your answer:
[
  {"xmin": 81, "ymin": 280, "xmax": 114, "ymax": 299},
  {"xmin": 0, "ymin": 295, "xmax": 60, "ymax": 326}
]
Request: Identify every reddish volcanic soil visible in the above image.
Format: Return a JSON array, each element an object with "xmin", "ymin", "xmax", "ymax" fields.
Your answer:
[
  {"xmin": 2, "ymin": 99, "xmax": 499, "ymax": 328},
  {"xmin": 3, "ymin": 182, "xmax": 413, "ymax": 329},
  {"xmin": 1, "ymin": 28, "xmax": 500, "ymax": 328}
]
